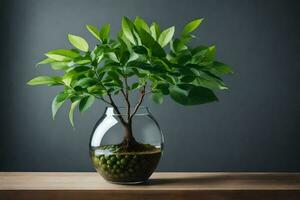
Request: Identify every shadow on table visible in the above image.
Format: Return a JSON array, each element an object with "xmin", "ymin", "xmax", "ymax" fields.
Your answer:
[
  {"xmin": 140, "ymin": 173, "xmax": 296, "ymax": 186},
  {"xmin": 142, "ymin": 175, "xmax": 227, "ymax": 186}
]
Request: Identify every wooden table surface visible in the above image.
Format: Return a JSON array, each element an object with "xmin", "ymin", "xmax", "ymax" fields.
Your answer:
[{"xmin": 1, "ymin": 172, "xmax": 300, "ymax": 200}]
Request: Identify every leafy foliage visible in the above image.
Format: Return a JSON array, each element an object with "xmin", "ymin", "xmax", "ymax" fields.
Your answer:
[{"xmin": 28, "ymin": 16, "xmax": 232, "ymax": 127}]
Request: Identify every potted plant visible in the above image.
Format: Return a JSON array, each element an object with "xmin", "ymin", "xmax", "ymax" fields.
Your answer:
[{"xmin": 28, "ymin": 16, "xmax": 232, "ymax": 184}]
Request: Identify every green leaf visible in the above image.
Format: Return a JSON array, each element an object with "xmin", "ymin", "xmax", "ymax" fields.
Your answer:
[
  {"xmin": 181, "ymin": 75, "xmax": 196, "ymax": 82},
  {"xmin": 51, "ymin": 62, "xmax": 70, "ymax": 70},
  {"xmin": 62, "ymin": 66, "xmax": 90, "ymax": 86},
  {"xmin": 132, "ymin": 46, "xmax": 148, "ymax": 55},
  {"xmin": 91, "ymin": 46, "xmax": 104, "ymax": 62},
  {"xmin": 150, "ymin": 22, "xmax": 160, "ymax": 40},
  {"xmin": 107, "ymin": 71, "xmax": 123, "ymax": 86},
  {"xmin": 159, "ymin": 73, "xmax": 176, "ymax": 84},
  {"xmin": 127, "ymin": 52, "xmax": 139, "ymax": 63},
  {"xmin": 191, "ymin": 45, "xmax": 216, "ymax": 64},
  {"xmin": 158, "ymin": 26, "xmax": 175, "ymax": 47},
  {"xmin": 132, "ymin": 29, "xmax": 142, "ymax": 45},
  {"xmin": 138, "ymin": 29, "xmax": 166, "ymax": 57},
  {"xmin": 182, "ymin": 18, "xmax": 203, "ymax": 36},
  {"xmin": 131, "ymin": 82, "xmax": 139, "ymax": 90},
  {"xmin": 151, "ymin": 92, "xmax": 163, "ymax": 104},
  {"xmin": 206, "ymin": 45, "xmax": 216, "ymax": 61},
  {"xmin": 45, "ymin": 49, "xmax": 80, "ymax": 61},
  {"xmin": 79, "ymin": 95, "xmax": 95, "ymax": 112},
  {"xmin": 52, "ymin": 92, "xmax": 68, "ymax": 119},
  {"xmin": 134, "ymin": 16, "xmax": 150, "ymax": 32},
  {"xmin": 193, "ymin": 76, "xmax": 227, "ymax": 90},
  {"xmin": 120, "ymin": 51, "xmax": 130, "ymax": 64},
  {"xmin": 74, "ymin": 59, "xmax": 91, "ymax": 65},
  {"xmin": 27, "ymin": 76, "xmax": 61, "ymax": 86},
  {"xmin": 99, "ymin": 24, "xmax": 110, "ymax": 42},
  {"xmin": 106, "ymin": 52, "xmax": 119, "ymax": 63},
  {"xmin": 170, "ymin": 84, "xmax": 218, "ymax": 105},
  {"xmin": 210, "ymin": 62, "xmax": 233, "ymax": 74},
  {"xmin": 119, "ymin": 32, "xmax": 133, "ymax": 51},
  {"xmin": 67, "ymin": 66, "xmax": 90, "ymax": 73},
  {"xmin": 87, "ymin": 85, "xmax": 106, "ymax": 96},
  {"xmin": 86, "ymin": 25, "xmax": 100, "ymax": 40},
  {"xmin": 156, "ymin": 83, "xmax": 169, "ymax": 95},
  {"xmin": 122, "ymin": 17, "xmax": 137, "ymax": 45},
  {"xmin": 68, "ymin": 34, "xmax": 89, "ymax": 52},
  {"xmin": 75, "ymin": 78, "xmax": 97, "ymax": 88},
  {"xmin": 171, "ymin": 39, "xmax": 187, "ymax": 53},
  {"xmin": 191, "ymin": 45, "xmax": 208, "ymax": 55},
  {"xmin": 36, "ymin": 58, "xmax": 56, "ymax": 66},
  {"xmin": 177, "ymin": 53, "xmax": 192, "ymax": 65},
  {"xmin": 188, "ymin": 85, "xmax": 218, "ymax": 104},
  {"xmin": 69, "ymin": 100, "xmax": 80, "ymax": 127},
  {"xmin": 170, "ymin": 84, "xmax": 188, "ymax": 96}
]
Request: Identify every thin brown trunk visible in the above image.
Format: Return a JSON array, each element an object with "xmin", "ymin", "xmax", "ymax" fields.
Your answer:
[
  {"xmin": 121, "ymin": 120, "xmax": 137, "ymax": 149},
  {"xmin": 106, "ymin": 80, "xmax": 148, "ymax": 149}
]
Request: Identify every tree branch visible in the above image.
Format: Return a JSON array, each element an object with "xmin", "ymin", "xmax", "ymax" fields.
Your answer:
[
  {"xmin": 144, "ymin": 89, "xmax": 153, "ymax": 95},
  {"xmin": 130, "ymin": 84, "xmax": 146, "ymax": 120},
  {"xmin": 93, "ymin": 66, "xmax": 127, "ymax": 124},
  {"xmin": 124, "ymin": 77, "xmax": 131, "ymax": 121},
  {"xmin": 107, "ymin": 94, "xmax": 127, "ymax": 126},
  {"xmin": 95, "ymin": 96, "xmax": 111, "ymax": 104}
]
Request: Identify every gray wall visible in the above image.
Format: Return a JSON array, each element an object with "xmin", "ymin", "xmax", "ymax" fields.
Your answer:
[{"xmin": 1, "ymin": 0, "xmax": 299, "ymax": 172}]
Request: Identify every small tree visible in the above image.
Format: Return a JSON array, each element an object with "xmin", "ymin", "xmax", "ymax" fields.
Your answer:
[{"xmin": 28, "ymin": 16, "xmax": 232, "ymax": 149}]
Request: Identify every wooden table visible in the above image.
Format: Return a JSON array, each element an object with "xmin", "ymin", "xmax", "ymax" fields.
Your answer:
[{"xmin": 0, "ymin": 172, "xmax": 299, "ymax": 200}]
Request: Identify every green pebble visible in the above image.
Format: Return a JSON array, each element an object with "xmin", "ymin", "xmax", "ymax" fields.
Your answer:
[
  {"xmin": 107, "ymin": 163, "xmax": 113, "ymax": 169},
  {"xmin": 116, "ymin": 154, "xmax": 121, "ymax": 159},
  {"xmin": 110, "ymin": 155, "xmax": 116, "ymax": 162},
  {"xmin": 100, "ymin": 156, "xmax": 105, "ymax": 163},
  {"xmin": 120, "ymin": 158, "xmax": 127, "ymax": 165},
  {"xmin": 101, "ymin": 164, "xmax": 107, "ymax": 171},
  {"xmin": 113, "ymin": 165, "xmax": 118, "ymax": 169},
  {"xmin": 93, "ymin": 157, "xmax": 98, "ymax": 162},
  {"xmin": 106, "ymin": 160, "xmax": 112, "ymax": 165},
  {"xmin": 128, "ymin": 168, "xmax": 134, "ymax": 173}
]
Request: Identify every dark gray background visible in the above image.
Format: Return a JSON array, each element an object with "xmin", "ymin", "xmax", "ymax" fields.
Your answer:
[{"xmin": 0, "ymin": 0, "xmax": 299, "ymax": 172}]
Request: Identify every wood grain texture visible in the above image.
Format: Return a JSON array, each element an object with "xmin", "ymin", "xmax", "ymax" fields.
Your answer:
[{"xmin": 0, "ymin": 172, "xmax": 300, "ymax": 200}]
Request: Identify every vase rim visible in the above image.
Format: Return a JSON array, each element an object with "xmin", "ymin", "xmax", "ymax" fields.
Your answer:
[{"xmin": 104, "ymin": 106, "xmax": 151, "ymax": 116}]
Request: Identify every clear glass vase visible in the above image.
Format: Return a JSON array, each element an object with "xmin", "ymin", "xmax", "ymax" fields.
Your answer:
[{"xmin": 89, "ymin": 106, "xmax": 164, "ymax": 184}]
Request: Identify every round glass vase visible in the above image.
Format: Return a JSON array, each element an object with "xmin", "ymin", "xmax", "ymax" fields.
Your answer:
[{"xmin": 89, "ymin": 106, "xmax": 164, "ymax": 184}]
